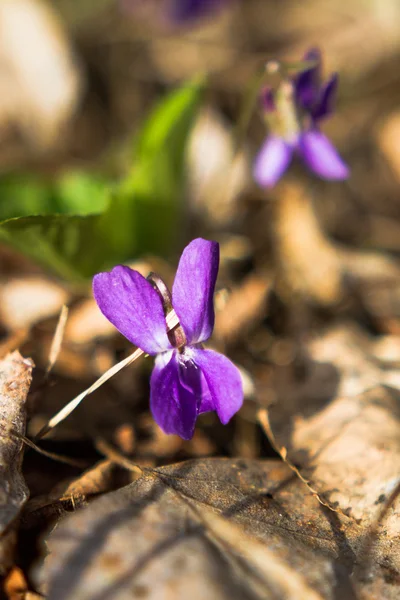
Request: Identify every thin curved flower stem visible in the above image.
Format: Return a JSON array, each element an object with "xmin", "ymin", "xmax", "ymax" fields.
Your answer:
[{"xmin": 34, "ymin": 309, "xmax": 181, "ymax": 441}]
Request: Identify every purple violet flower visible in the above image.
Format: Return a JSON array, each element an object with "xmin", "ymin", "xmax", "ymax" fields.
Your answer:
[
  {"xmin": 120, "ymin": 0, "xmax": 226, "ymax": 26},
  {"xmin": 253, "ymin": 48, "xmax": 349, "ymax": 188},
  {"xmin": 93, "ymin": 238, "xmax": 243, "ymax": 440},
  {"xmin": 168, "ymin": 0, "xmax": 226, "ymax": 23}
]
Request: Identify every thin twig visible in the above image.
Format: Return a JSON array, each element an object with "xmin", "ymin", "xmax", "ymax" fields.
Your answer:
[
  {"xmin": 34, "ymin": 308, "xmax": 181, "ymax": 441},
  {"xmin": 258, "ymin": 408, "xmax": 346, "ymax": 515},
  {"xmin": 34, "ymin": 347, "xmax": 144, "ymax": 441},
  {"xmin": 12, "ymin": 430, "xmax": 87, "ymax": 468},
  {"xmin": 46, "ymin": 305, "xmax": 69, "ymax": 378},
  {"xmin": 95, "ymin": 437, "xmax": 144, "ymax": 478}
]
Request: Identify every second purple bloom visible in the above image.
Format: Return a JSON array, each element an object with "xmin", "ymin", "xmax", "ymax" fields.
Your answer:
[{"xmin": 254, "ymin": 48, "xmax": 349, "ymax": 188}]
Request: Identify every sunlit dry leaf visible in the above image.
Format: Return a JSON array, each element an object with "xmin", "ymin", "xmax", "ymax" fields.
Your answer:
[
  {"xmin": 263, "ymin": 324, "xmax": 400, "ymax": 594},
  {"xmin": 187, "ymin": 107, "xmax": 249, "ymax": 227},
  {"xmin": 0, "ymin": 351, "xmax": 33, "ymax": 573},
  {"xmin": 0, "ymin": 277, "xmax": 69, "ymax": 331},
  {"xmin": 0, "ymin": 0, "xmax": 81, "ymax": 153},
  {"xmin": 214, "ymin": 271, "xmax": 271, "ymax": 345},
  {"xmin": 40, "ymin": 453, "xmax": 399, "ymax": 599},
  {"xmin": 24, "ymin": 459, "xmax": 129, "ymax": 526},
  {"xmin": 40, "ymin": 459, "xmax": 343, "ymax": 599},
  {"xmin": 274, "ymin": 183, "xmax": 343, "ymax": 306},
  {"xmin": 340, "ymin": 249, "xmax": 400, "ymax": 328},
  {"xmin": 3, "ymin": 565, "xmax": 28, "ymax": 600},
  {"xmin": 64, "ymin": 298, "xmax": 116, "ymax": 345},
  {"xmin": 378, "ymin": 111, "xmax": 400, "ymax": 182}
]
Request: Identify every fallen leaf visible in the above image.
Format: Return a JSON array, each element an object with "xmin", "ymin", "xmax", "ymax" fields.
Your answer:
[
  {"xmin": 24, "ymin": 459, "xmax": 130, "ymax": 529},
  {"xmin": 0, "ymin": 0, "xmax": 81, "ymax": 157},
  {"xmin": 38, "ymin": 455, "xmax": 400, "ymax": 599},
  {"xmin": 261, "ymin": 324, "xmax": 400, "ymax": 596},
  {"xmin": 274, "ymin": 182, "xmax": 343, "ymax": 306},
  {"xmin": 0, "ymin": 277, "xmax": 68, "ymax": 331},
  {"xmin": 0, "ymin": 351, "xmax": 33, "ymax": 573},
  {"xmin": 3, "ymin": 565, "xmax": 28, "ymax": 600}
]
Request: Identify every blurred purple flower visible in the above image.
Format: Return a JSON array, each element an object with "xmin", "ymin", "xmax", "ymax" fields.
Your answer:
[
  {"xmin": 169, "ymin": 0, "xmax": 226, "ymax": 22},
  {"xmin": 120, "ymin": 0, "xmax": 227, "ymax": 26},
  {"xmin": 254, "ymin": 48, "xmax": 349, "ymax": 187},
  {"xmin": 93, "ymin": 238, "xmax": 243, "ymax": 440}
]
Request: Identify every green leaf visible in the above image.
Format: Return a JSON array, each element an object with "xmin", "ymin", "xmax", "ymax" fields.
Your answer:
[
  {"xmin": 98, "ymin": 77, "xmax": 204, "ymax": 259},
  {"xmin": 0, "ymin": 174, "xmax": 52, "ymax": 220},
  {"xmin": 52, "ymin": 171, "xmax": 109, "ymax": 215},
  {"xmin": 0, "ymin": 79, "xmax": 203, "ymax": 281}
]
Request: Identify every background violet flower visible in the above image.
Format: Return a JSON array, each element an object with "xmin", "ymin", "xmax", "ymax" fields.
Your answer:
[
  {"xmin": 93, "ymin": 238, "xmax": 243, "ymax": 440},
  {"xmin": 120, "ymin": 0, "xmax": 227, "ymax": 26},
  {"xmin": 254, "ymin": 48, "xmax": 349, "ymax": 187}
]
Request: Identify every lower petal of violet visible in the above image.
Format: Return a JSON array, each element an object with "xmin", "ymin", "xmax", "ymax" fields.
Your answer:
[
  {"xmin": 299, "ymin": 130, "xmax": 349, "ymax": 180},
  {"xmin": 253, "ymin": 136, "xmax": 293, "ymax": 188},
  {"xmin": 150, "ymin": 350, "xmax": 199, "ymax": 440},
  {"xmin": 191, "ymin": 348, "xmax": 243, "ymax": 425}
]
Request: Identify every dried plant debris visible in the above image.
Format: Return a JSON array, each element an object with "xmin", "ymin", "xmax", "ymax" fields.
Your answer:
[
  {"xmin": 24, "ymin": 459, "xmax": 131, "ymax": 528},
  {"xmin": 40, "ymin": 457, "xmax": 400, "ymax": 599},
  {"xmin": 0, "ymin": 351, "xmax": 33, "ymax": 573},
  {"xmin": 260, "ymin": 325, "xmax": 400, "ymax": 590}
]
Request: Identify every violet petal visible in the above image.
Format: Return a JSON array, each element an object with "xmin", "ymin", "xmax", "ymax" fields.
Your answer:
[
  {"xmin": 150, "ymin": 350, "xmax": 198, "ymax": 440},
  {"xmin": 192, "ymin": 348, "xmax": 243, "ymax": 424},
  {"xmin": 295, "ymin": 47, "xmax": 321, "ymax": 111},
  {"xmin": 93, "ymin": 266, "xmax": 172, "ymax": 355},
  {"xmin": 312, "ymin": 73, "xmax": 338, "ymax": 121},
  {"xmin": 253, "ymin": 136, "xmax": 293, "ymax": 188},
  {"xmin": 168, "ymin": 0, "xmax": 223, "ymax": 22},
  {"xmin": 299, "ymin": 130, "xmax": 349, "ymax": 180},
  {"xmin": 172, "ymin": 238, "xmax": 219, "ymax": 344}
]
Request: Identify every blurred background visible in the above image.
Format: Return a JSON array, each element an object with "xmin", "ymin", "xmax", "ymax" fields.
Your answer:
[
  {"xmin": 1, "ymin": 1, "xmax": 400, "ymax": 594},
  {"xmin": 0, "ymin": 0, "xmax": 398, "ymax": 433}
]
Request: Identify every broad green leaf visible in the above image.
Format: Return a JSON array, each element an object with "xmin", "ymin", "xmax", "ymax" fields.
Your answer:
[
  {"xmin": 0, "ymin": 79, "xmax": 203, "ymax": 281},
  {"xmin": 0, "ymin": 171, "xmax": 108, "ymax": 220},
  {"xmin": 0, "ymin": 174, "xmax": 52, "ymax": 220},
  {"xmin": 98, "ymin": 77, "xmax": 204, "ymax": 259},
  {"xmin": 52, "ymin": 171, "xmax": 109, "ymax": 215}
]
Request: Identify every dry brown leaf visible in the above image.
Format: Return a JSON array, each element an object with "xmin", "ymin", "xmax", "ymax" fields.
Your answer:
[
  {"xmin": 64, "ymin": 298, "xmax": 116, "ymax": 345},
  {"xmin": 274, "ymin": 183, "xmax": 344, "ymax": 306},
  {"xmin": 3, "ymin": 566, "xmax": 28, "ymax": 600},
  {"xmin": 0, "ymin": 351, "xmax": 33, "ymax": 573},
  {"xmin": 187, "ymin": 107, "xmax": 249, "ymax": 227},
  {"xmin": 39, "ymin": 459, "xmax": 338, "ymax": 599},
  {"xmin": 378, "ymin": 111, "xmax": 400, "ymax": 182},
  {"xmin": 214, "ymin": 272, "xmax": 271, "ymax": 345},
  {"xmin": 0, "ymin": 0, "xmax": 81, "ymax": 153},
  {"xmin": 37, "ymin": 455, "xmax": 400, "ymax": 599},
  {"xmin": 264, "ymin": 325, "xmax": 400, "ymax": 561},
  {"xmin": 24, "ymin": 459, "xmax": 130, "ymax": 526},
  {"xmin": 0, "ymin": 278, "xmax": 69, "ymax": 332}
]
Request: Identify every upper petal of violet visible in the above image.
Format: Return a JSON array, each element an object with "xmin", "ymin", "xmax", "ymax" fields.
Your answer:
[
  {"xmin": 295, "ymin": 47, "xmax": 321, "ymax": 111},
  {"xmin": 299, "ymin": 129, "xmax": 349, "ymax": 180},
  {"xmin": 93, "ymin": 266, "xmax": 172, "ymax": 355},
  {"xmin": 253, "ymin": 136, "xmax": 293, "ymax": 188},
  {"xmin": 192, "ymin": 348, "xmax": 243, "ymax": 425},
  {"xmin": 312, "ymin": 73, "xmax": 338, "ymax": 122},
  {"xmin": 150, "ymin": 350, "xmax": 199, "ymax": 439},
  {"xmin": 172, "ymin": 238, "xmax": 219, "ymax": 344}
]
